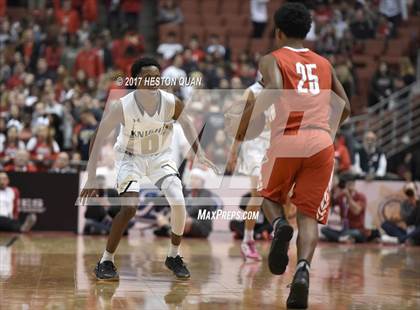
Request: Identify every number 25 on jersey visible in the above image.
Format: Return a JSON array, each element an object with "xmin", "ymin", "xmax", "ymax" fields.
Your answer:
[{"xmin": 296, "ymin": 62, "xmax": 320, "ymax": 95}]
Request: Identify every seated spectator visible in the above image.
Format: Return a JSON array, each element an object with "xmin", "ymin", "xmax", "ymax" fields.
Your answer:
[
  {"xmin": 49, "ymin": 152, "xmax": 77, "ymax": 173},
  {"xmin": 206, "ymin": 34, "xmax": 226, "ymax": 58},
  {"xmin": 381, "ymin": 182, "xmax": 420, "ymax": 245},
  {"xmin": 229, "ymin": 192, "xmax": 272, "ymax": 240},
  {"xmin": 321, "ymin": 174, "xmax": 378, "ymax": 243},
  {"xmin": 334, "ymin": 133, "xmax": 351, "ymax": 173},
  {"xmin": 162, "ymin": 53, "xmax": 187, "ymax": 97},
  {"xmin": 158, "ymin": 0, "xmax": 184, "ymax": 25},
  {"xmin": 4, "ymin": 150, "xmax": 37, "ymax": 172},
  {"xmin": 73, "ymin": 110, "xmax": 98, "ymax": 161},
  {"xmin": 84, "ymin": 175, "xmax": 125, "ymax": 235},
  {"xmin": 350, "ymin": 8, "xmax": 374, "ymax": 40},
  {"xmin": 74, "ymin": 38, "xmax": 104, "ymax": 80},
  {"xmin": 0, "ymin": 126, "xmax": 25, "ymax": 165},
  {"xmin": 0, "ymin": 172, "xmax": 36, "ymax": 232},
  {"xmin": 27, "ymin": 125, "xmax": 60, "ymax": 170},
  {"xmin": 154, "ymin": 168, "xmax": 220, "ymax": 238},
  {"xmin": 398, "ymin": 57, "xmax": 416, "ymax": 87},
  {"xmin": 205, "ymin": 129, "xmax": 230, "ymax": 174},
  {"xmin": 353, "ymin": 131, "xmax": 387, "ymax": 179},
  {"xmin": 368, "ymin": 61, "xmax": 394, "ymax": 107},
  {"xmin": 187, "ymin": 36, "xmax": 206, "ymax": 62},
  {"xmin": 157, "ymin": 32, "xmax": 183, "ymax": 60}
]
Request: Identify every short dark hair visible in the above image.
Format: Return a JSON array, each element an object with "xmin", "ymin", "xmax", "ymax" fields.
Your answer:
[
  {"xmin": 131, "ymin": 57, "xmax": 161, "ymax": 78},
  {"xmin": 274, "ymin": 2, "xmax": 312, "ymax": 39}
]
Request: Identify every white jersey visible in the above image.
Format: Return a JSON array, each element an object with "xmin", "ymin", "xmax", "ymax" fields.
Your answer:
[{"xmin": 115, "ymin": 89, "xmax": 176, "ymax": 156}]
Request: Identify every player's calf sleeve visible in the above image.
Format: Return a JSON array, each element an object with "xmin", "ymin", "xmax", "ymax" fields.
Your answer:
[{"xmin": 161, "ymin": 176, "xmax": 186, "ymax": 236}]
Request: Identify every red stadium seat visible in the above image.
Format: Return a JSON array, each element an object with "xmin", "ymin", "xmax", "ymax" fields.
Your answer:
[
  {"xmin": 200, "ymin": 0, "xmax": 221, "ymax": 15},
  {"xmin": 221, "ymin": 0, "xmax": 240, "ymax": 15},
  {"xmin": 202, "ymin": 15, "xmax": 226, "ymax": 27},
  {"xmin": 183, "ymin": 27, "xmax": 206, "ymax": 45},
  {"xmin": 205, "ymin": 26, "xmax": 228, "ymax": 44},
  {"xmin": 159, "ymin": 24, "xmax": 182, "ymax": 41},
  {"xmin": 250, "ymin": 38, "xmax": 271, "ymax": 54},
  {"xmin": 386, "ymin": 38, "xmax": 410, "ymax": 57},
  {"xmin": 183, "ymin": 13, "xmax": 203, "ymax": 26},
  {"xmin": 228, "ymin": 37, "xmax": 250, "ymax": 53},
  {"xmin": 363, "ymin": 39, "xmax": 385, "ymax": 57}
]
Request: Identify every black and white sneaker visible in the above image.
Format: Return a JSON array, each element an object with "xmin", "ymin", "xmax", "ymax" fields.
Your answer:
[
  {"xmin": 287, "ymin": 264, "xmax": 310, "ymax": 309},
  {"xmin": 94, "ymin": 261, "xmax": 119, "ymax": 281},
  {"xmin": 268, "ymin": 218, "xmax": 294, "ymax": 275},
  {"xmin": 165, "ymin": 255, "xmax": 191, "ymax": 279}
]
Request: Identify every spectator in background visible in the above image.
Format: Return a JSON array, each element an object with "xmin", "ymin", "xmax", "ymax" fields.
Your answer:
[
  {"xmin": 158, "ymin": 0, "xmax": 184, "ymax": 25},
  {"xmin": 49, "ymin": 152, "xmax": 76, "ymax": 173},
  {"xmin": 183, "ymin": 168, "xmax": 219, "ymax": 238},
  {"xmin": 398, "ymin": 57, "xmax": 416, "ymax": 87},
  {"xmin": 381, "ymin": 182, "xmax": 420, "ymax": 244},
  {"xmin": 0, "ymin": 172, "xmax": 36, "ymax": 232},
  {"xmin": 74, "ymin": 38, "xmax": 104, "ymax": 80},
  {"xmin": 334, "ymin": 133, "xmax": 351, "ymax": 173},
  {"xmin": 379, "ymin": 0, "xmax": 408, "ymax": 37},
  {"xmin": 316, "ymin": 23, "xmax": 338, "ymax": 55},
  {"xmin": 154, "ymin": 168, "xmax": 219, "ymax": 238},
  {"xmin": 335, "ymin": 57, "xmax": 355, "ymax": 100},
  {"xmin": 250, "ymin": 0, "xmax": 269, "ymax": 38},
  {"xmin": 55, "ymin": 0, "xmax": 80, "ymax": 34},
  {"xmin": 205, "ymin": 129, "xmax": 230, "ymax": 174},
  {"xmin": 369, "ymin": 61, "xmax": 394, "ymax": 107},
  {"xmin": 27, "ymin": 125, "xmax": 60, "ymax": 170},
  {"xmin": 73, "ymin": 110, "xmax": 98, "ymax": 161},
  {"xmin": 206, "ymin": 34, "xmax": 226, "ymax": 58},
  {"xmin": 350, "ymin": 8, "xmax": 374, "ymax": 40},
  {"xmin": 157, "ymin": 32, "xmax": 183, "ymax": 60},
  {"xmin": 0, "ymin": 126, "xmax": 25, "ymax": 165},
  {"xmin": 187, "ymin": 36, "xmax": 206, "ymax": 63},
  {"xmin": 162, "ymin": 53, "xmax": 187, "ymax": 98},
  {"xmin": 321, "ymin": 174, "xmax": 378, "ymax": 243},
  {"xmin": 4, "ymin": 150, "xmax": 37, "ymax": 172},
  {"xmin": 353, "ymin": 131, "xmax": 387, "ymax": 179},
  {"xmin": 84, "ymin": 175, "xmax": 123, "ymax": 235},
  {"xmin": 121, "ymin": 0, "xmax": 141, "ymax": 29}
]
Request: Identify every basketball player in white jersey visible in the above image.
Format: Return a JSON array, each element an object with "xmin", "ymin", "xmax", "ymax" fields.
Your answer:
[
  {"xmin": 80, "ymin": 58, "xmax": 217, "ymax": 280},
  {"xmin": 228, "ymin": 73, "xmax": 275, "ymax": 262}
]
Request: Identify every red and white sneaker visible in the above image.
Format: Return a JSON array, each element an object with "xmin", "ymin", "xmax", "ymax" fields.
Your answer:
[{"xmin": 241, "ymin": 240, "xmax": 262, "ymax": 262}]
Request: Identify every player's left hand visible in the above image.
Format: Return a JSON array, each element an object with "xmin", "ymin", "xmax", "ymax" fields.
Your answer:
[
  {"xmin": 197, "ymin": 154, "xmax": 221, "ymax": 175},
  {"xmin": 79, "ymin": 187, "xmax": 98, "ymax": 206}
]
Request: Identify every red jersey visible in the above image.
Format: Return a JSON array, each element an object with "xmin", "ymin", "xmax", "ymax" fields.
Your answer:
[{"xmin": 269, "ymin": 46, "xmax": 333, "ymax": 155}]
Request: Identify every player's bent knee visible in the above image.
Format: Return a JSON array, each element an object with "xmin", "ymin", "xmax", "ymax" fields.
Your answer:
[{"xmin": 161, "ymin": 176, "xmax": 185, "ymax": 207}]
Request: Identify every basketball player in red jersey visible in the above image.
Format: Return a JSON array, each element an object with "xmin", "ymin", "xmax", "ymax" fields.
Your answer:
[{"xmin": 239, "ymin": 3, "xmax": 351, "ymax": 308}]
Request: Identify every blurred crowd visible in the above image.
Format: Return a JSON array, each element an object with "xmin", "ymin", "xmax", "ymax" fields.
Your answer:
[{"xmin": 0, "ymin": 0, "xmax": 418, "ymax": 180}]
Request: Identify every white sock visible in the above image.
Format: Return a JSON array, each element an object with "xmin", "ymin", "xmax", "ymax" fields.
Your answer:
[
  {"xmin": 243, "ymin": 229, "xmax": 254, "ymax": 243},
  {"xmin": 272, "ymin": 218, "xmax": 281, "ymax": 230},
  {"xmin": 296, "ymin": 260, "xmax": 310, "ymax": 272},
  {"xmin": 168, "ymin": 243, "xmax": 180, "ymax": 258},
  {"xmin": 100, "ymin": 250, "xmax": 115, "ymax": 263}
]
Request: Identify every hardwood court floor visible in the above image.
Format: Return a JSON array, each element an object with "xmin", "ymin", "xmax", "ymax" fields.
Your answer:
[{"xmin": 0, "ymin": 232, "xmax": 420, "ymax": 310}]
